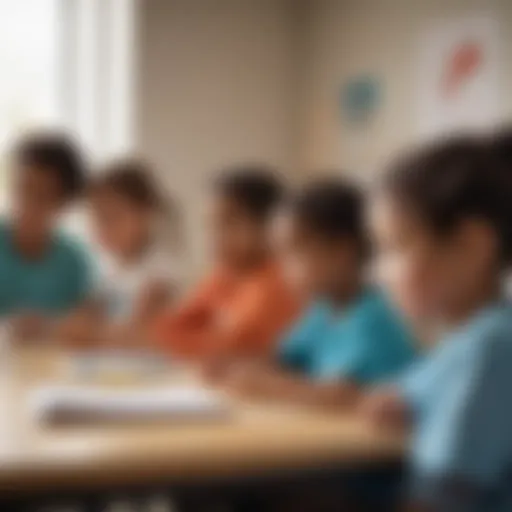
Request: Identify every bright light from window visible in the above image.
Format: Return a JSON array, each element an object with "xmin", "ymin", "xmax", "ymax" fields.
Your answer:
[{"xmin": 0, "ymin": 0, "xmax": 59, "ymax": 149}]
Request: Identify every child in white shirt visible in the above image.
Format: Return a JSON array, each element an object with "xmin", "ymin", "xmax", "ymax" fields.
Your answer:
[{"xmin": 62, "ymin": 159, "xmax": 181, "ymax": 346}]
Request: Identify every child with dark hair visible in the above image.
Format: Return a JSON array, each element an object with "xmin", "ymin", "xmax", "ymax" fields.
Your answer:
[
  {"xmin": 91, "ymin": 160, "xmax": 181, "ymax": 331},
  {"xmin": 151, "ymin": 165, "xmax": 299, "ymax": 360},
  {"xmin": 218, "ymin": 177, "xmax": 415, "ymax": 410},
  {"xmin": 0, "ymin": 131, "xmax": 91, "ymax": 339},
  {"xmin": 60, "ymin": 159, "xmax": 182, "ymax": 346},
  {"xmin": 363, "ymin": 135, "xmax": 512, "ymax": 512},
  {"xmin": 490, "ymin": 126, "xmax": 512, "ymax": 299}
]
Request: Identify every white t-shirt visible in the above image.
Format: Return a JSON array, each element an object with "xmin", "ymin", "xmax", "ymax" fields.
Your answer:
[{"xmin": 97, "ymin": 245, "xmax": 179, "ymax": 321}]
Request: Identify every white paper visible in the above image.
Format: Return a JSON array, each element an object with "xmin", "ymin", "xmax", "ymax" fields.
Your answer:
[
  {"xmin": 69, "ymin": 351, "xmax": 169, "ymax": 381},
  {"xmin": 417, "ymin": 16, "xmax": 501, "ymax": 141},
  {"xmin": 30, "ymin": 385, "xmax": 231, "ymax": 424}
]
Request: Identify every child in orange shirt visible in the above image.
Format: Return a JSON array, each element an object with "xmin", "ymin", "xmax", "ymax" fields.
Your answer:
[{"xmin": 152, "ymin": 166, "xmax": 299, "ymax": 360}]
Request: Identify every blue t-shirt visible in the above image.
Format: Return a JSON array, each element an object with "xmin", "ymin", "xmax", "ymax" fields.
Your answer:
[
  {"xmin": 277, "ymin": 288, "xmax": 416, "ymax": 384},
  {"xmin": 397, "ymin": 300, "xmax": 512, "ymax": 512},
  {"xmin": 0, "ymin": 221, "xmax": 92, "ymax": 316}
]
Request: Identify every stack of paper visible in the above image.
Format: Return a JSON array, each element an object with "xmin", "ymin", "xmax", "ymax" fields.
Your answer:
[
  {"xmin": 30, "ymin": 385, "xmax": 231, "ymax": 424},
  {"xmin": 69, "ymin": 350, "xmax": 170, "ymax": 381}
]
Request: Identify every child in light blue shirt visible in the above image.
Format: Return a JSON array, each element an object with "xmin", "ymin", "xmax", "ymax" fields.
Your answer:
[
  {"xmin": 364, "ymin": 134, "xmax": 512, "ymax": 511},
  {"xmin": 219, "ymin": 178, "xmax": 416, "ymax": 409}
]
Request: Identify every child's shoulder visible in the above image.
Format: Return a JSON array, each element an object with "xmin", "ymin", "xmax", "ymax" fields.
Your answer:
[
  {"xmin": 450, "ymin": 301, "xmax": 512, "ymax": 373},
  {"xmin": 354, "ymin": 288, "xmax": 402, "ymax": 324},
  {"xmin": 351, "ymin": 288, "xmax": 416, "ymax": 348},
  {"xmin": 53, "ymin": 231, "xmax": 90, "ymax": 265},
  {"xmin": 473, "ymin": 301, "xmax": 512, "ymax": 350},
  {"xmin": 0, "ymin": 218, "xmax": 11, "ymax": 256},
  {"xmin": 0, "ymin": 218, "xmax": 9, "ymax": 243}
]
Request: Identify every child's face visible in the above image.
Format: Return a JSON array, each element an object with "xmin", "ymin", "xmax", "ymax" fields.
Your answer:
[
  {"xmin": 90, "ymin": 191, "xmax": 152, "ymax": 257},
  {"xmin": 13, "ymin": 165, "xmax": 64, "ymax": 234},
  {"xmin": 370, "ymin": 193, "xmax": 497, "ymax": 325},
  {"xmin": 209, "ymin": 195, "xmax": 267, "ymax": 269},
  {"xmin": 280, "ymin": 216, "xmax": 360, "ymax": 298}
]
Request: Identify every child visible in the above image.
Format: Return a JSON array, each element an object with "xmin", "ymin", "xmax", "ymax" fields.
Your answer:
[
  {"xmin": 0, "ymin": 131, "xmax": 90, "ymax": 339},
  {"xmin": 151, "ymin": 165, "xmax": 299, "ymax": 360},
  {"xmin": 363, "ymin": 136, "xmax": 512, "ymax": 512},
  {"xmin": 490, "ymin": 127, "xmax": 512, "ymax": 300},
  {"xmin": 221, "ymin": 179, "xmax": 416, "ymax": 410},
  {"xmin": 90, "ymin": 160, "xmax": 180, "ymax": 324},
  {"xmin": 62, "ymin": 160, "xmax": 181, "ymax": 345}
]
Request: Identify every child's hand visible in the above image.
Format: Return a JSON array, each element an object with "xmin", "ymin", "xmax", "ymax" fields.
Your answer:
[
  {"xmin": 10, "ymin": 314, "xmax": 47, "ymax": 341},
  {"xmin": 56, "ymin": 307, "xmax": 102, "ymax": 347},
  {"xmin": 361, "ymin": 387, "xmax": 410, "ymax": 432},
  {"xmin": 201, "ymin": 355, "xmax": 237, "ymax": 384},
  {"xmin": 134, "ymin": 280, "xmax": 170, "ymax": 325},
  {"xmin": 222, "ymin": 360, "xmax": 269, "ymax": 397}
]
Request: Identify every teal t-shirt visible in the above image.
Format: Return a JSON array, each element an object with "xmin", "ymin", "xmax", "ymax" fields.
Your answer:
[
  {"xmin": 277, "ymin": 288, "xmax": 416, "ymax": 384},
  {"xmin": 397, "ymin": 300, "xmax": 512, "ymax": 511},
  {"xmin": 0, "ymin": 221, "xmax": 92, "ymax": 317}
]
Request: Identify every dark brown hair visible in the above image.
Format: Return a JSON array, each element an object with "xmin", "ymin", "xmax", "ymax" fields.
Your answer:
[
  {"xmin": 293, "ymin": 177, "xmax": 367, "ymax": 256},
  {"xmin": 382, "ymin": 135, "xmax": 512, "ymax": 264},
  {"xmin": 92, "ymin": 159, "xmax": 163, "ymax": 210},
  {"xmin": 13, "ymin": 131, "xmax": 86, "ymax": 200},
  {"xmin": 214, "ymin": 164, "xmax": 284, "ymax": 222}
]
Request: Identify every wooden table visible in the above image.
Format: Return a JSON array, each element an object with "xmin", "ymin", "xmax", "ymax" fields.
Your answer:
[{"xmin": 0, "ymin": 347, "xmax": 405, "ymax": 506}]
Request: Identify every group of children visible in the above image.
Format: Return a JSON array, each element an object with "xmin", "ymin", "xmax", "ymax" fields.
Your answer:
[{"xmin": 2, "ymin": 127, "xmax": 512, "ymax": 511}]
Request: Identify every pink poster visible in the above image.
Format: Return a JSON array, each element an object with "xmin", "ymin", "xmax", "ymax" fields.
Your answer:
[{"xmin": 417, "ymin": 16, "xmax": 501, "ymax": 141}]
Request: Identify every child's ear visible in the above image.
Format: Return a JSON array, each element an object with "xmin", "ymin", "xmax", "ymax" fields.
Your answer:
[{"xmin": 457, "ymin": 218, "xmax": 499, "ymax": 270}]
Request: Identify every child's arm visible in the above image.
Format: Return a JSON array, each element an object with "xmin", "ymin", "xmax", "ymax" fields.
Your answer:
[
  {"xmin": 222, "ymin": 360, "xmax": 361, "ymax": 410},
  {"xmin": 153, "ymin": 277, "xmax": 296, "ymax": 359},
  {"xmin": 8, "ymin": 301, "xmax": 105, "ymax": 347},
  {"xmin": 361, "ymin": 386, "xmax": 412, "ymax": 433},
  {"xmin": 405, "ymin": 335, "xmax": 512, "ymax": 512},
  {"xmin": 131, "ymin": 279, "xmax": 172, "ymax": 327},
  {"xmin": 151, "ymin": 273, "xmax": 223, "ymax": 354},
  {"xmin": 9, "ymin": 314, "xmax": 49, "ymax": 342},
  {"xmin": 94, "ymin": 281, "xmax": 173, "ymax": 348},
  {"xmin": 53, "ymin": 301, "xmax": 106, "ymax": 347}
]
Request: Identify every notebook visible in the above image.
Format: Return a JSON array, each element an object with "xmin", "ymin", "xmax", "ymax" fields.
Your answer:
[
  {"xmin": 30, "ymin": 385, "xmax": 231, "ymax": 425},
  {"xmin": 68, "ymin": 350, "xmax": 170, "ymax": 382}
]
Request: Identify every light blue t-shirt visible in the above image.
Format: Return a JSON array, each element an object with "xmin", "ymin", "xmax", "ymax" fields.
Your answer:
[
  {"xmin": 278, "ymin": 288, "xmax": 416, "ymax": 384},
  {"xmin": 397, "ymin": 300, "xmax": 512, "ymax": 511},
  {"xmin": 0, "ymin": 221, "xmax": 92, "ymax": 317}
]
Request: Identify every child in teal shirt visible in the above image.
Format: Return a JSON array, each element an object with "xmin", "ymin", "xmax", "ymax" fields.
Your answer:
[
  {"xmin": 279, "ymin": 288, "xmax": 414, "ymax": 385},
  {"xmin": 218, "ymin": 178, "xmax": 416, "ymax": 409},
  {"xmin": 0, "ymin": 132, "xmax": 91, "ymax": 338},
  {"xmin": 364, "ymin": 134, "xmax": 512, "ymax": 511}
]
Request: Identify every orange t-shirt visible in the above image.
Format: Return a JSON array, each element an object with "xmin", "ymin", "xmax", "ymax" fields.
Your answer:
[{"xmin": 151, "ymin": 261, "xmax": 300, "ymax": 360}]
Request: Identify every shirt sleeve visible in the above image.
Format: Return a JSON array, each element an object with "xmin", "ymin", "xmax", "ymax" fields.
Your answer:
[
  {"xmin": 319, "ymin": 306, "xmax": 415, "ymax": 384},
  {"xmin": 150, "ymin": 273, "xmax": 223, "ymax": 356},
  {"xmin": 65, "ymin": 242, "xmax": 95, "ymax": 310},
  {"xmin": 152, "ymin": 273, "xmax": 298, "ymax": 359},
  {"xmin": 277, "ymin": 305, "xmax": 320, "ymax": 372},
  {"xmin": 148, "ymin": 250, "xmax": 181, "ymax": 287},
  {"xmin": 410, "ymin": 332, "xmax": 512, "ymax": 501}
]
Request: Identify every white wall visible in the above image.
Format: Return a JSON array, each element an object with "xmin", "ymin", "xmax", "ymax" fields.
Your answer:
[
  {"xmin": 136, "ymin": 0, "xmax": 297, "ymax": 278},
  {"xmin": 298, "ymin": 0, "xmax": 512, "ymax": 179},
  {"xmin": 135, "ymin": 0, "xmax": 512, "ymax": 276}
]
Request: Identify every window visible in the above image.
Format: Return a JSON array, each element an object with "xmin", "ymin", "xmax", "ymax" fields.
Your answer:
[
  {"xmin": 0, "ymin": 0, "xmax": 136, "ymax": 237},
  {"xmin": 0, "ymin": 0, "xmax": 136, "ymax": 173},
  {"xmin": 0, "ymin": 0, "xmax": 60, "ymax": 200}
]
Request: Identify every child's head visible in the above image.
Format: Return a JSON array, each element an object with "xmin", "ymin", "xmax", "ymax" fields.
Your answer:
[
  {"xmin": 372, "ymin": 135, "xmax": 511, "ymax": 325},
  {"xmin": 11, "ymin": 132, "xmax": 85, "ymax": 235},
  {"xmin": 210, "ymin": 166, "xmax": 283, "ymax": 269},
  {"xmin": 285, "ymin": 178, "xmax": 366, "ymax": 300},
  {"xmin": 90, "ymin": 160, "xmax": 164, "ymax": 258}
]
